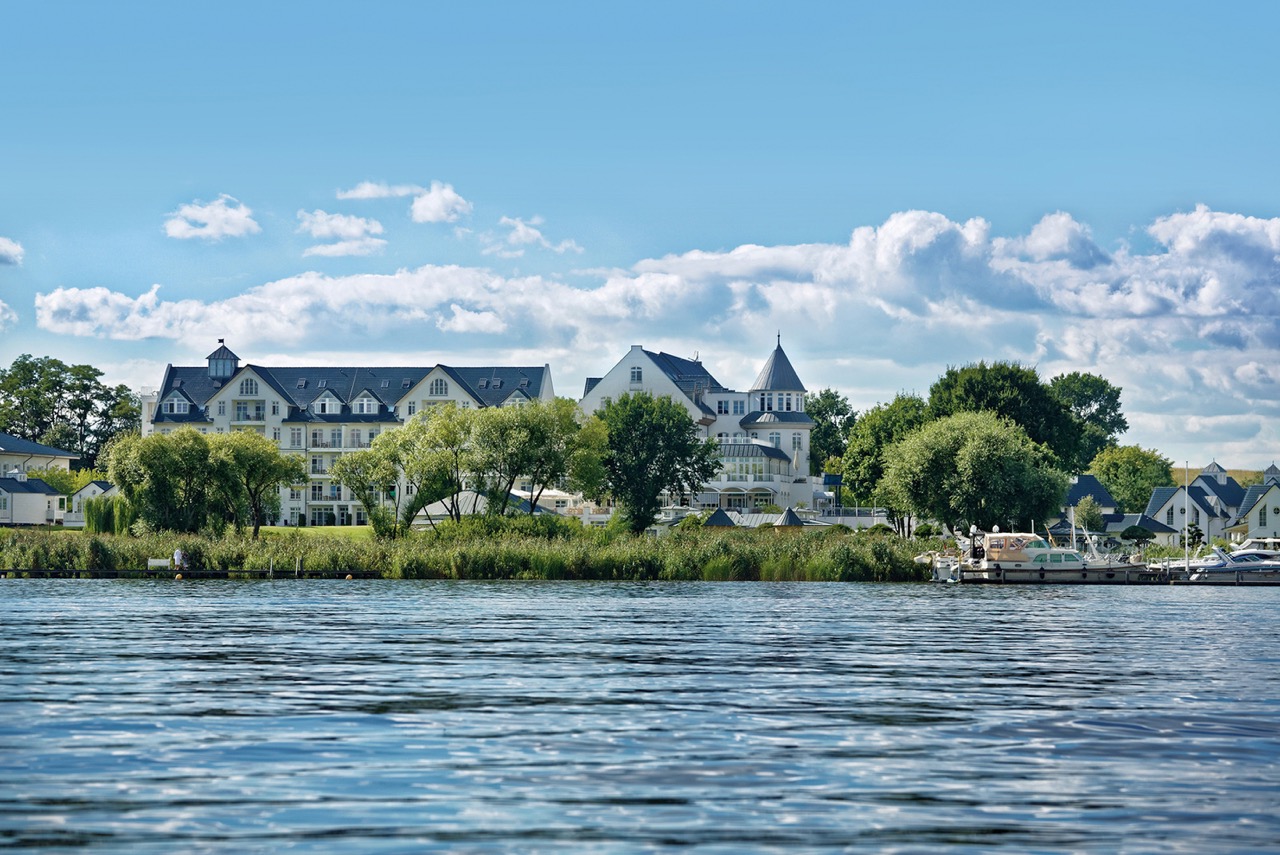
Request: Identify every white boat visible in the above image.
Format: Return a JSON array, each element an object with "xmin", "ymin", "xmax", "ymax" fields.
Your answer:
[
  {"xmin": 1187, "ymin": 547, "xmax": 1280, "ymax": 585},
  {"xmin": 959, "ymin": 530, "xmax": 1163, "ymax": 584}
]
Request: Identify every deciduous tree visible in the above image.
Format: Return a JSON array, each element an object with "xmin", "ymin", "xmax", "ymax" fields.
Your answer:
[
  {"xmin": 880, "ymin": 411, "xmax": 1068, "ymax": 532},
  {"xmin": 928, "ymin": 361, "xmax": 1079, "ymax": 467},
  {"xmin": 1088, "ymin": 444, "xmax": 1173, "ymax": 514},
  {"xmin": 599, "ymin": 393, "xmax": 720, "ymax": 534},
  {"xmin": 804, "ymin": 388, "xmax": 853, "ymax": 475}
]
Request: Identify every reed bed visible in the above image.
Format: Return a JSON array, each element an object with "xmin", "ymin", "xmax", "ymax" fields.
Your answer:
[{"xmin": 0, "ymin": 522, "xmax": 930, "ymax": 582}]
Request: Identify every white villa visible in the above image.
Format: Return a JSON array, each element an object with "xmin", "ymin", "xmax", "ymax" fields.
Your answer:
[
  {"xmin": 1226, "ymin": 464, "xmax": 1280, "ymax": 547},
  {"xmin": 1142, "ymin": 461, "xmax": 1247, "ymax": 545},
  {"xmin": 142, "ymin": 342, "xmax": 554, "ymax": 527},
  {"xmin": 580, "ymin": 339, "xmax": 819, "ymax": 514}
]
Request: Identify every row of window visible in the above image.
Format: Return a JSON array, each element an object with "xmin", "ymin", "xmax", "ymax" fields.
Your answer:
[{"xmin": 715, "ymin": 431, "xmax": 804, "ymax": 451}]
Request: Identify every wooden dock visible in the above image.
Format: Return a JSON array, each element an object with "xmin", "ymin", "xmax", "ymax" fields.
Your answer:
[{"xmin": 2, "ymin": 567, "xmax": 382, "ymax": 580}]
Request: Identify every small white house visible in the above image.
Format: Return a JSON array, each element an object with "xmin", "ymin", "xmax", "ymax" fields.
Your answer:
[
  {"xmin": 0, "ymin": 471, "xmax": 66, "ymax": 526},
  {"xmin": 63, "ymin": 480, "xmax": 119, "ymax": 529}
]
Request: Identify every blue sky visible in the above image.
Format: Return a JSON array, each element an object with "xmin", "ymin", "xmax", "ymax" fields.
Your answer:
[{"xmin": 3, "ymin": 2, "xmax": 1279, "ymax": 468}]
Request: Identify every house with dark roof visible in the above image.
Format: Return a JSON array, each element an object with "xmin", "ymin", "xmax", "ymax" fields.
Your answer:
[
  {"xmin": 580, "ymin": 338, "xmax": 816, "ymax": 513},
  {"xmin": 0, "ymin": 471, "xmax": 66, "ymax": 526},
  {"xmin": 64, "ymin": 480, "xmax": 118, "ymax": 529},
  {"xmin": 1142, "ymin": 461, "xmax": 1247, "ymax": 544},
  {"xmin": 0, "ymin": 431, "xmax": 78, "ymax": 474},
  {"xmin": 142, "ymin": 342, "xmax": 554, "ymax": 527},
  {"xmin": 1225, "ymin": 464, "xmax": 1280, "ymax": 547}
]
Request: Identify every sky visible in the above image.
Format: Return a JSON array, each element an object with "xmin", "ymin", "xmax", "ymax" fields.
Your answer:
[{"xmin": 3, "ymin": 2, "xmax": 1279, "ymax": 469}]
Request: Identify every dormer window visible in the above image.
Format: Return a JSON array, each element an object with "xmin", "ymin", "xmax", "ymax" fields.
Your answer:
[
  {"xmin": 355, "ymin": 397, "xmax": 377, "ymax": 415},
  {"xmin": 239, "ymin": 378, "xmax": 259, "ymax": 396},
  {"xmin": 478, "ymin": 379, "xmax": 488, "ymax": 389},
  {"xmin": 314, "ymin": 397, "xmax": 336, "ymax": 415},
  {"xmin": 492, "ymin": 379, "xmax": 502, "ymax": 389},
  {"xmin": 163, "ymin": 398, "xmax": 190, "ymax": 415}
]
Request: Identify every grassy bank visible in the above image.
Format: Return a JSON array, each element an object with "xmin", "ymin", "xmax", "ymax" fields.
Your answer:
[{"xmin": 0, "ymin": 521, "xmax": 932, "ymax": 582}]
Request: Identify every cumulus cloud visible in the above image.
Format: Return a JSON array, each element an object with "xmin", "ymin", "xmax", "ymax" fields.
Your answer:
[
  {"xmin": 0, "ymin": 236, "xmax": 24, "ymax": 265},
  {"xmin": 482, "ymin": 216, "xmax": 584, "ymax": 258},
  {"xmin": 164, "ymin": 195, "xmax": 261, "ymax": 241},
  {"xmin": 336, "ymin": 181, "xmax": 426, "ymax": 200},
  {"xmin": 35, "ymin": 204, "xmax": 1280, "ymax": 467},
  {"xmin": 410, "ymin": 181, "xmax": 473, "ymax": 223},
  {"xmin": 0, "ymin": 299, "xmax": 16, "ymax": 330},
  {"xmin": 436, "ymin": 304, "xmax": 508, "ymax": 334},
  {"xmin": 296, "ymin": 209, "xmax": 386, "ymax": 257}
]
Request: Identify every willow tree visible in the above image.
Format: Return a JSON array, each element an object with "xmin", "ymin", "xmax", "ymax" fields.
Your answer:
[{"xmin": 880, "ymin": 410, "xmax": 1068, "ymax": 533}]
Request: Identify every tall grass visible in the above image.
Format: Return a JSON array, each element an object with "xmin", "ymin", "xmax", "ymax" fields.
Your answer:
[{"xmin": 0, "ymin": 523, "xmax": 931, "ymax": 582}]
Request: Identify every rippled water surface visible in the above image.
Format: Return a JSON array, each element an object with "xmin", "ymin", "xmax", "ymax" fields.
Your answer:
[{"xmin": 3, "ymin": 580, "xmax": 1279, "ymax": 853}]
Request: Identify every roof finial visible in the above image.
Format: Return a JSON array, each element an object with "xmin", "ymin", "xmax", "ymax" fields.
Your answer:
[
  {"xmin": 218, "ymin": 338, "xmax": 225, "ymax": 344},
  {"xmin": 776, "ymin": 331, "xmax": 781, "ymax": 347}
]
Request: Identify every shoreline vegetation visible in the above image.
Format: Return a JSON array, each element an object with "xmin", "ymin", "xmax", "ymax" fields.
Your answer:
[{"xmin": 1, "ymin": 518, "xmax": 931, "ymax": 582}]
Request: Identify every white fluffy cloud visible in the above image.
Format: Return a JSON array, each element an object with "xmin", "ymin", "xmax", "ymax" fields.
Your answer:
[
  {"xmin": 296, "ymin": 209, "xmax": 386, "ymax": 257},
  {"xmin": 482, "ymin": 216, "xmax": 584, "ymax": 258},
  {"xmin": 0, "ymin": 236, "xmax": 24, "ymax": 265},
  {"xmin": 0, "ymin": 299, "xmax": 16, "ymax": 330},
  {"xmin": 336, "ymin": 181, "xmax": 426, "ymax": 200},
  {"xmin": 410, "ymin": 181, "xmax": 473, "ymax": 223},
  {"xmin": 164, "ymin": 195, "xmax": 261, "ymax": 241},
  {"xmin": 35, "ymin": 205, "xmax": 1280, "ymax": 467}
]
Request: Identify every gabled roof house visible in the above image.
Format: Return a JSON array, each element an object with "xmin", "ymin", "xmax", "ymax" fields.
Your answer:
[
  {"xmin": 580, "ymin": 338, "xmax": 816, "ymax": 515},
  {"xmin": 142, "ymin": 342, "xmax": 555, "ymax": 528}
]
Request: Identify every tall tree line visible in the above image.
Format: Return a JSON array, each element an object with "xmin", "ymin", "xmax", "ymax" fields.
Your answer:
[{"xmin": 0, "ymin": 354, "xmax": 140, "ymax": 468}]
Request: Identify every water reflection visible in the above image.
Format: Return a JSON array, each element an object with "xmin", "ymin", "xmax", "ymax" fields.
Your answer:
[{"xmin": 2, "ymin": 580, "xmax": 1279, "ymax": 851}]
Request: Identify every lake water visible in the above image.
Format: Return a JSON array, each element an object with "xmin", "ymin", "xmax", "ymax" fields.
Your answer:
[{"xmin": 2, "ymin": 580, "xmax": 1279, "ymax": 853}]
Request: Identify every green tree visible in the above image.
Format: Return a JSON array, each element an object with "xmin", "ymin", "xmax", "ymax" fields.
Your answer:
[
  {"xmin": 880, "ymin": 411, "xmax": 1069, "ymax": 532},
  {"xmin": 842, "ymin": 393, "xmax": 929, "ymax": 505},
  {"xmin": 210, "ymin": 430, "xmax": 307, "ymax": 538},
  {"xmin": 0, "ymin": 354, "xmax": 140, "ymax": 468},
  {"xmin": 106, "ymin": 428, "xmax": 234, "ymax": 533},
  {"xmin": 331, "ymin": 445, "xmax": 401, "ymax": 537},
  {"xmin": 1072, "ymin": 494, "xmax": 1105, "ymax": 533},
  {"xmin": 1049, "ymin": 371, "xmax": 1128, "ymax": 470},
  {"xmin": 567, "ymin": 414, "xmax": 609, "ymax": 503},
  {"xmin": 523, "ymin": 398, "xmax": 589, "ymax": 513},
  {"xmin": 804, "ymin": 388, "xmax": 853, "ymax": 475},
  {"xmin": 470, "ymin": 405, "xmax": 537, "ymax": 516},
  {"xmin": 928, "ymin": 361, "xmax": 1079, "ymax": 467},
  {"xmin": 1120, "ymin": 525, "xmax": 1155, "ymax": 548},
  {"xmin": 599, "ymin": 392, "xmax": 720, "ymax": 534},
  {"xmin": 1088, "ymin": 444, "xmax": 1173, "ymax": 514}
]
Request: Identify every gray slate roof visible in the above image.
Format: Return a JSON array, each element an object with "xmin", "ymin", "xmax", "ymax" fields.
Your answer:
[
  {"xmin": 739, "ymin": 410, "xmax": 815, "ymax": 428},
  {"xmin": 1065, "ymin": 474, "xmax": 1117, "ymax": 508},
  {"xmin": 702, "ymin": 508, "xmax": 737, "ymax": 527},
  {"xmin": 644, "ymin": 350, "xmax": 727, "ymax": 396},
  {"xmin": 0, "ymin": 431, "xmax": 78, "ymax": 459},
  {"xmin": 717, "ymin": 442, "xmax": 793, "ymax": 463},
  {"xmin": 0, "ymin": 477, "xmax": 61, "ymax": 495},
  {"xmin": 154, "ymin": 360, "xmax": 550, "ymax": 427},
  {"xmin": 750, "ymin": 340, "xmax": 806, "ymax": 392}
]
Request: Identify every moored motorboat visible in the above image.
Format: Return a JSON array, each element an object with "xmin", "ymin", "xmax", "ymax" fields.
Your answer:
[
  {"xmin": 1186, "ymin": 547, "xmax": 1280, "ymax": 585},
  {"xmin": 959, "ymin": 530, "xmax": 1164, "ymax": 584}
]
